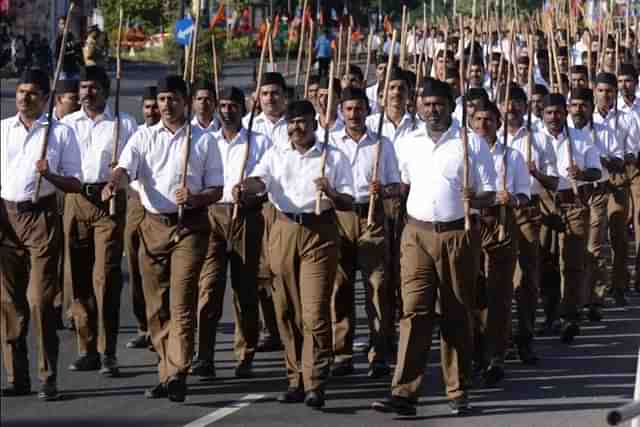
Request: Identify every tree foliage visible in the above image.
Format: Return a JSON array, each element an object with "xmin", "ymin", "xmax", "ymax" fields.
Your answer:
[{"xmin": 98, "ymin": 0, "xmax": 180, "ymax": 34}]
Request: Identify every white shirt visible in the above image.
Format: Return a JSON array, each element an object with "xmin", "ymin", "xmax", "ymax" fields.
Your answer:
[
  {"xmin": 568, "ymin": 116, "xmax": 623, "ymax": 183},
  {"xmin": 191, "ymin": 115, "xmax": 221, "ymax": 133},
  {"xmin": 212, "ymin": 127, "xmax": 272, "ymax": 203},
  {"xmin": 117, "ymin": 121, "xmax": 224, "ymax": 214},
  {"xmin": 592, "ymin": 107, "xmax": 640, "ymax": 155},
  {"xmin": 251, "ymin": 141, "xmax": 354, "ymax": 214},
  {"xmin": 242, "ymin": 112, "xmax": 288, "ymax": 147},
  {"xmin": 506, "ymin": 126, "xmax": 559, "ymax": 195},
  {"xmin": 366, "ymin": 82, "xmax": 380, "ymax": 114},
  {"xmin": 328, "ymin": 128, "xmax": 400, "ymax": 204},
  {"xmin": 487, "ymin": 141, "xmax": 531, "ymax": 197},
  {"xmin": 1, "ymin": 114, "xmax": 82, "ymax": 202},
  {"xmin": 314, "ymin": 114, "xmax": 345, "ymax": 143},
  {"xmin": 535, "ymin": 126, "xmax": 601, "ymax": 191},
  {"xmin": 62, "ymin": 105, "xmax": 138, "ymax": 183},
  {"xmin": 365, "ymin": 112, "xmax": 416, "ymax": 146},
  {"xmin": 397, "ymin": 122, "xmax": 497, "ymax": 222}
]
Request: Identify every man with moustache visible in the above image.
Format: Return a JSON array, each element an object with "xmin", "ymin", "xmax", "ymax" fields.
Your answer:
[
  {"xmin": 62, "ymin": 65, "xmax": 138, "ymax": 375},
  {"xmin": 235, "ymin": 100, "xmax": 354, "ymax": 408},
  {"xmin": 593, "ymin": 72, "xmax": 640, "ymax": 307},
  {"xmin": 341, "ymin": 65, "xmax": 365, "ymax": 90},
  {"xmin": 192, "ymin": 87, "xmax": 271, "ymax": 379},
  {"xmin": 504, "ymin": 85, "xmax": 559, "ymax": 364},
  {"xmin": 467, "ymin": 55, "xmax": 486, "ymax": 90},
  {"xmin": 471, "ymin": 97, "xmax": 530, "ymax": 385},
  {"xmin": 125, "ymin": 85, "xmax": 160, "ymax": 350},
  {"xmin": 102, "ymin": 75, "xmax": 223, "ymax": 402},
  {"xmin": 536, "ymin": 93, "xmax": 601, "ymax": 342},
  {"xmin": 570, "ymin": 65, "xmax": 589, "ymax": 91},
  {"xmin": 372, "ymin": 79, "xmax": 497, "ymax": 416},
  {"xmin": 328, "ymin": 87, "xmax": 400, "ymax": 378},
  {"xmin": 1, "ymin": 69, "xmax": 82, "ymax": 400},
  {"xmin": 242, "ymin": 72, "xmax": 289, "ymax": 352},
  {"xmin": 192, "ymin": 80, "xmax": 220, "ymax": 133},
  {"xmin": 52, "ymin": 79, "xmax": 80, "ymax": 122},
  {"xmin": 530, "ymin": 84, "xmax": 549, "ymax": 131}
]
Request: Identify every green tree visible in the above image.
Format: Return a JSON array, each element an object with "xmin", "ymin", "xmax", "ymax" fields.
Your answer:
[{"xmin": 99, "ymin": 0, "xmax": 179, "ymax": 35}]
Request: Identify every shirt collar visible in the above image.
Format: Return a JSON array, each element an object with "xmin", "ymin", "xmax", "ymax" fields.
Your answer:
[
  {"xmin": 214, "ymin": 127, "xmax": 246, "ymax": 144},
  {"xmin": 285, "ymin": 138, "xmax": 323, "ymax": 155},
  {"xmin": 11, "ymin": 113, "xmax": 49, "ymax": 129},
  {"xmin": 78, "ymin": 104, "xmax": 114, "ymax": 122},
  {"xmin": 335, "ymin": 127, "xmax": 374, "ymax": 145},
  {"xmin": 153, "ymin": 119, "xmax": 189, "ymax": 137}
]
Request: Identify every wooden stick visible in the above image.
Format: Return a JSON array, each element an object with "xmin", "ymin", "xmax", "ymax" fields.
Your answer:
[
  {"xmin": 498, "ymin": 32, "xmax": 513, "ymax": 242},
  {"xmin": 364, "ymin": 30, "xmax": 374, "ymax": 87},
  {"xmin": 459, "ymin": 16, "xmax": 472, "ymax": 231},
  {"xmin": 211, "ymin": 32, "xmax": 220, "ymax": 101},
  {"xmin": 346, "ymin": 24, "xmax": 352, "ymax": 74},
  {"xmin": 564, "ymin": 124, "xmax": 581, "ymax": 203},
  {"xmin": 294, "ymin": 0, "xmax": 307, "ymax": 89},
  {"xmin": 526, "ymin": 34, "xmax": 534, "ymax": 164},
  {"xmin": 337, "ymin": 23, "xmax": 343, "ymax": 76},
  {"xmin": 616, "ymin": 29, "xmax": 620, "ymax": 75},
  {"xmin": 303, "ymin": 19, "xmax": 314, "ymax": 98},
  {"xmin": 267, "ymin": 27, "xmax": 275, "ymax": 72},
  {"xmin": 33, "ymin": 1, "xmax": 75, "ymax": 203},
  {"xmin": 108, "ymin": 7, "xmax": 124, "ymax": 217},
  {"xmin": 400, "ymin": 5, "xmax": 408, "ymax": 68},
  {"xmin": 367, "ymin": 30, "xmax": 397, "ymax": 227},
  {"xmin": 587, "ymin": 30, "xmax": 593, "ymax": 89},
  {"xmin": 315, "ymin": 61, "xmax": 335, "ymax": 215}
]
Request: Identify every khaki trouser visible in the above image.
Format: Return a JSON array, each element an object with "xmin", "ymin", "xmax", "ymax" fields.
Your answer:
[
  {"xmin": 0, "ymin": 195, "xmax": 59, "ymax": 385},
  {"xmin": 383, "ymin": 197, "xmax": 404, "ymax": 346},
  {"xmin": 64, "ymin": 192, "xmax": 125, "ymax": 356},
  {"xmin": 513, "ymin": 199, "xmax": 542, "ymax": 343},
  {"xmin": 475, "ymin": 207, "xmax": 517, "ymax": 366},
  {"xmin": 539, "ymin": 190, "xmax": 588, "ymax": 322},
  {"xmin": 196, "ymin": 204, "xmax": 261, "ymax": 364},
  {"xmin": 584, "ymin": 185, "xmax": 609, "ymax": 306},
  {"xmin": 138, "ymin": 209, "xmax": 209, "ymax": 383},
  {"xmin": 630, "ymin": 171, "xmax": 640, "ymax": 284},
  {"xmin": 256, "ymin": 202, "xmax": 280, "ymax": 341},
  {"xmin": 125, "ymin": 190, "xmax": 147, "ymax": 336},
  {"xmin": 391, "ymin": 218, "xmax": 477, "ymax": 401},
  {"xmin": 333, "ymin": 205, "xmax": 389, "ymax": 365},
  {"xmin": 608, "ymin": 177, "xmax": 630, "ymax": 292},
  {"xmin": 52, "ymin": 191, "xmax": 69, "ymax": 319},
  {"xmin": 270, "ymin": 211, "xmax": 339, "ymax": 392}
]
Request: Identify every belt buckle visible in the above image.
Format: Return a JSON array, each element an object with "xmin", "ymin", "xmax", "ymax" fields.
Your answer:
[
  {"xmin": 433, "ymin": 222, "xmax": 443, "ymax": 233},
  {"xmin": 84, "ymin": 184, "xmax": 98, "ymax": 198},
  {"xmin": 293, "ymin": 213, "xmax": 304, "ymax": 225},
  {"xmin": 160, "ymin": 215, "xmax": 173, "ymax": 227}
]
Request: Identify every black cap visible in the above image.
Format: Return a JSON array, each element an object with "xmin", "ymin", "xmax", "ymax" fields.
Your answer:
[
  {"xmin": 309, "ymin": 74, "xmax": 321, "ymax": 85},
  {"xmin": 557, "ymin": 46, "xmax": 568, "ymax": 57},
  {"xmin": 218, "ymin": 86, "xmax": 245, "ymax": 106},
  {"xmin": 156, "ymin": 75, "xmax": 188, "ymax": 97},
  {"xmin": 345, "ymin": 64, "xmax": 364, "ymax": 80},
  {"xmin": 596, "ymin": 72, "xmax": 617, "ymax": 87},
  {"xmin": 490, "ymin": 52, "xmax": 502, "ymax": 62},
  {"xmin": 543, "ymin": 93, "xmax": 567, "ymax": 108},
  {"xmin": 619, "ymin": 63, "xmax": 638, "ymax": 79},
  {"xmin": 262, "ymin": 72, "xmax": 286, "ymax": 90},
  {"xmin": 193, "ymin": 79, "xmax": 215, "ymax": 93},
  {"xmin": 341, "ymin": 87, "xmax": 368, "ymax": 103},
  {"xmin": 570, "ymin": 65, "xmax": 588, "ymax": 75},
  {"xmin": 532, "ymin": 84, "xmax": 549, "ymax": 96},
  {"xmin": 387, "ymin": 66, "xmax": 408, "ymax": 84},
  {"xmin": 509, "ymin": 85, "xmax": 527, "ymax": 102},
  {"xmin": 285, "ymin": 100, "xmax": 316, "ymax": 120},
  {"xmin": 464, "ymin": 87, "xmax": 489, "ymax": 102},
  {"xmin": 422, "ymin": 79, "xmax": 453, "ymax": 104},
  {"xmin": 142, "ymin": 86, "xmax": 157, "ymax": 100},
  {"xmin": 19, "ymin": 68, "xmax": 50, "ymax": 94},
  {"xmin": 570, "ymin": 87, "xmax": 594, "ymax": 104},
  {"xmin": 473, "ymin": 98, "xmax": 501, "ymax": 119},
  {"xmin": 79, "ymin": 65, "xmax": 110, "ymax": 91},
  {"xmin": 55, "ymin": 78, "xmax": 78, "ymax": 94},
  {"xmin": 444, "ymin": 67, "xmax": 458, "ymax": 81}
]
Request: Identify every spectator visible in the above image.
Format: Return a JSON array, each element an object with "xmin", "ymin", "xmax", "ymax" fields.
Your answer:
[
  {"xmin": 55, "ymin": 16, "xmax": 82, "ymax": 79},
  {"xmin": 314, "ymin": 28, "xmax": 333, "ymax": 79}
]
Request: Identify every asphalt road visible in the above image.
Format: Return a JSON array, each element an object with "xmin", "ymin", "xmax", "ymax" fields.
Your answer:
[{"xmin": 1, "ymin": 60, "xmax": 640, "ymax": 427}]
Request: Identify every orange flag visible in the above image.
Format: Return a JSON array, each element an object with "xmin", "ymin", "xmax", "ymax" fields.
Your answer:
[{"xmin": 211, "ymin": 3, "xmax": 226, "ymax": 28}]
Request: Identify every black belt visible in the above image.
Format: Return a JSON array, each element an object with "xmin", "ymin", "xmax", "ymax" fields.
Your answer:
[
  {"xmin": 81, "ymin": 182, "xmax": 107, "ymax": 201},
  {"xmin": 145, "ymin": 208, "xmax": 206, "ymax": 227},
  {"xmin": 2, "ymin": 194, "xmax": 56, "ymax": 214},
  {"xmin": 480, "ymin": 205, "xmax": 502, "ymax": 217},
  {"xmin": 352, "ymin": 202, "xmax": 371, "ymax": 217},
  {"xmin": 406, "ymin": 216, "xmax": 465, "ymax": 233},
  {"xmin": 591, "ymin": 181, "xmax": 609, "ymax": 192},
  {"xmin": 277, "ymin": 209, "xmax": 335, "ymax": 226}
]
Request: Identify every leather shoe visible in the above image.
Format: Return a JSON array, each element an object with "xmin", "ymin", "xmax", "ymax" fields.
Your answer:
[
  {"xmin": 587, "ymin": 305, "xmax": 603, "ymax": 322},
  {"xmin": 331, "ymin": 360, "xmax": 354, "ymax": 377},
  {"xmin": 304, "ymin": 390, "xmax": 325, "ymax": 408},
  {"xmin": 277, "ymin": 387, "xmax": 305, "ymax": 403},
  {"xmin": 560, "ymin": 321, "xmax": 580, "ymax": 344},
  {"xmin": 126, "ymin": 335, "xmax": 150, "ymax": 349},
  {"xmin": 368, "ymin": 361, "xmax": 391, "ymax": 378},
  {"xmin": 483, "ymin": 365, "xmax": 505, "ymax": 386},
  {"xmin": 69, "ymin": 353, "xmax": 101, "ymax": 371},
  {"xmin": 371, "ymin": 396, "xmax": 417, "ymax": 416},
  {"xmin": 517, "ymin": 342, "xmax": 539, "ymax": 365},
  {"xmin": 613, "ymin": 290, "xmax": 628, "ymax": 307},
  {"xmin": 2, "ymin": 382, "xmax": 31, "ymax": 396},
  {"xmin": 256, "ymin": 336, "xmax": 283, "ymax": 352},
  {"xmin": 144, "ymin": 383, "xmax": 168, "ymax": 399},
  {"xmin": 38, "ymin": 382, "xmax": 59, "ymax": 401},
  {"xmin": 449, "ymin": 396, "xmax": 474, "ymax": 415},
  {"xmin": 99, "ymin": 355, "xmax": 120, "ymax": 377},
  {"xmin": 167, "ymin": 375, "xmax": 187, "ymax": 402},
  {"xmin": 234, "ymin": 360, "xmax": 254, "ymax": 379},
  {"xmin": 190, "ymin": 360, "xmax": 216, "ymax": 378}
]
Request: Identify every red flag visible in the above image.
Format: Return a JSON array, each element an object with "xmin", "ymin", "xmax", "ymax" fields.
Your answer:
[
  {"xmin": 211, "ymin": 3, "xmax": 226, "ymax": 29},
  {"xmin": 303, "ymin": 6, "xmax": 313, "ymax": 28}
]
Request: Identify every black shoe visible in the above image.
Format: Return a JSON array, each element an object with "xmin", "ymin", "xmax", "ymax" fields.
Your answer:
[
  {"xmin": 304, "ymin": 390, "xmax": 326, "ymax": 408},
  {"xmin": 2, "ymin": 382, "xmax": 31, "ymax": 396},
  {"xmin": 368, "ymin": 361, "xmax": 391, "ymax": 379},
  {"xmin": 54, "ymin": 307, "xmax": 65, "ymax": 330},
  {"xmin": 234, "ymin": 360, "xmax": 254, "ymax": 379},
  {"xmin": 331, "ymin": 360, "xmax": 354, "ymax": 377},
  {"xmin": 167, "ymin": 375, "xmax": 186, "ymax": 402},
  {"xmin": 190, "ymin": 360, "xmax": 216, "ymax": 378},
  {"xmin": 614, "ymin": 290, "xmax": 628, "ymax": 307},
  {"xmin": 126, "ymin": 335, "xmax": 150, "ymax": 349},
  {"xmin": 277, "ymin": 387, "xmax": 305, "ymax": 403},
  {"xmin": 449, "ymin": 396, "xmax": 474, "ymax": 415},
  {"xmin": 560, "ymin": 322, "xmax": 580, "ymax": 344},
  {"xmin": 144, "ymin": 383, "xmax": 168, "ymax": 399},
  {"xmin": 256, "ymin": 336, "xmax": 283, "ymax": 352},
  {"xmin": 587, "ymin": 305, "xmax": 603, "ymax": 322},
  {"xmin": 68, "ymin": 353, "xmax": 101, "ymax": 371},
  {"xmin": 99, "ymin": 355, "xmax": 120, "ymax": 377},
  {"xmin": 517, "ymin": 342, "xmax": 539, "ymax": 365},
  {"xmin": 37, "ymin": 382, "xmax": 58, "ymax": 401},
  {"xmin": 483, "ymin": 365, "xmax": 505, "ymax": 387},
  {"xmin": 371, "ymin": 396, "xmax": 417, "ymax": 416}
]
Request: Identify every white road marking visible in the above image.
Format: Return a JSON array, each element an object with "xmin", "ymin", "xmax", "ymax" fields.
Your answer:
[{"xmin": 183, "ymin": 394, "xmax": 265, "ymax": 427}]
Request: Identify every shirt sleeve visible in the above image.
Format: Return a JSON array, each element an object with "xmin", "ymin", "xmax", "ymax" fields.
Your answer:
[
  {"xmin": 249, "ymin": 145, "xmax": 275, "ymax": 191},
  {"xmin": 622, "ymin": 114, "xmax": 640, "ymax": 155},
  {"xmin": 116, "ymin": 130, "xmax": 142, "ymax": 181},
  {"xmin": 203, "ymin": 133, "xmax": 224, "ymax": 188},
  {"xmin": 57, "ymin": 125, "xmax": 83, "ymax": 180}
]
